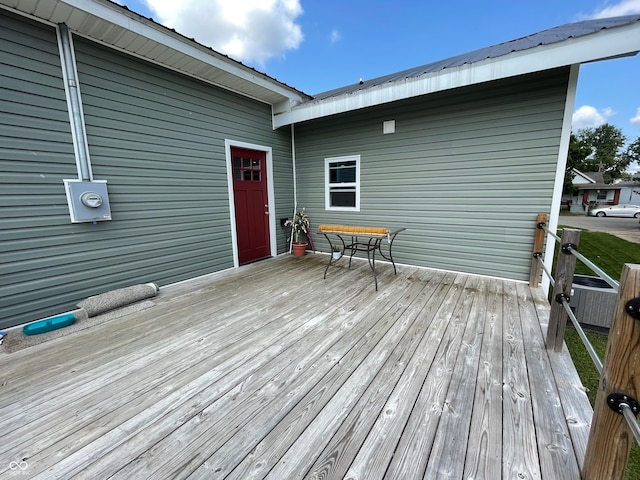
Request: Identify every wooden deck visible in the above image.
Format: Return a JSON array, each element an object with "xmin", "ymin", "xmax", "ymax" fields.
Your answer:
[{"xmin": 0, "ymin": 254, "xmax": 593, "ymax": 479}]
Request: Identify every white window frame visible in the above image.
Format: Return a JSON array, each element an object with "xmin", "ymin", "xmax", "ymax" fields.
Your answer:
[{"xmin": 325, "ymin": 155, "xmax": 360, "ymax": 211}]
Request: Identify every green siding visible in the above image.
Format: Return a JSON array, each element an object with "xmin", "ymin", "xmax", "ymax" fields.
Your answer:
[
  {"xmin": 0, "ymin": 9, "xmax": 570, "ymax": 329},
  {"xmin": 0, "ymin": 11, "xmax": 293, "ymax": 329},
  {"xmin": 0, "ymin": 12, "xmax": 77, "ymax": 329},
  {"xmin": 295, "ymin": 69, "xmax": 570, "ymax": 281}
]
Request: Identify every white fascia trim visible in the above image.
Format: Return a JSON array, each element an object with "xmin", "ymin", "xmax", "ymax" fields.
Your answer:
[
  {"xmin": 225, "ymin": 139, "xmax": 276, "ymax": 268},
  {"xmin": 543, "ymin": 64, "xmax": 579, "ymax": 294},
  {"xmin": 59, "ymin": 0, "xmax": 306, "ymax": 105},
  {"xmin": 274, "ymin": 23, "xmax": 640, "ymax": 128}
]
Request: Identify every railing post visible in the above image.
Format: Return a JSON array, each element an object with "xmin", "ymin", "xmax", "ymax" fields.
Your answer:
[
  {"xmin": 529, "ymin": 213, "xmax": 548, "ymax": 287},
  {"xmin": 546, "ymin": 228, "xmax": 580, "ymax": 351},
  {"xmin": 584, "ymin": 264, "xmax": 640, "ymax": 480}
]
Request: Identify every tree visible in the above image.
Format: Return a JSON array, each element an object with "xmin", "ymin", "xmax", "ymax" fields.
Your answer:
[
  {"xmin": 564, "ymin": 133, "xmax": 591, "ymax": 194},
  {"xmin": 563, "ymin": 125, "xmax": 640, "ymax": 197},
  {"xmin": 621, "ymin": 137, "xmax": 640, "ymax": 181},
  {"xmin": 566, "ymin": 124, "xmax": 634, "ymax": 183},
  {"xmin": 580, "ymin": 124, "xmax": 628, "ymax": 182}
]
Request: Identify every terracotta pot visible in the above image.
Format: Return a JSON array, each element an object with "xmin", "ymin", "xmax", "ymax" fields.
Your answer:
[{"xmin": 292, "ymin": 242, "xmax": 308, "ymax": 257}]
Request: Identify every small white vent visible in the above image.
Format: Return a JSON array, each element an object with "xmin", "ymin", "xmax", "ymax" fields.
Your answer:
[{"xmin": 383, "ymin": 120, "xmax": 395, "ymax": 134}]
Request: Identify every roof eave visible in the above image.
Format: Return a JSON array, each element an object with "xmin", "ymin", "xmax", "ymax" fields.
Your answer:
[
  {"xmin": 1, "ymin": 0, "xmax": 310, "ymax": 110},
  {"xmin": 273, "ymin": 21, "xmax": 640, "ymax": 128},
  {"xmin": 579, "ymin": 184, "xmax": 622, "ymax": 190},
  {"xmin": 572, "ymin": 169, "xmax": 597, "ymax": 183}
]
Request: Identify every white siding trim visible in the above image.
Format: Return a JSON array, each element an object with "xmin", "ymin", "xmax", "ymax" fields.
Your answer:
[
  {"xmin": 543, "ymin": 64, "xmax": 579, "ymax": 293},
  {"xmin": 225, "ymin": 139, "xmax": 276, "ymax": 268}
]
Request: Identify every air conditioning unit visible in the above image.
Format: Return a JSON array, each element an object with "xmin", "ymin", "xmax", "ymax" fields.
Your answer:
[{"xmin": 570, "ymin": 274, "xmax": 616, "ymax": 330}]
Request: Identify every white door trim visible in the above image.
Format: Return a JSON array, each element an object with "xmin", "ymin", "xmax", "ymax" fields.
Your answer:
[{"xmin": 225, "ymin": 139, "xmax": 276, "ymax": 268}]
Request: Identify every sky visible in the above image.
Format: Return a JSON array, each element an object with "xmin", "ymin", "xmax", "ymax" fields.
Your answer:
[{"xmin": 118, "ymin": 0, "xmax": 640, "ymax": 171}]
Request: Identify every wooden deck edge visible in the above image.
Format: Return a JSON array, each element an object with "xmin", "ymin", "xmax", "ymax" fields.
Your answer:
[{"xmin": 530, "ymin": 286, "xmax": 593, "ymax": 475}]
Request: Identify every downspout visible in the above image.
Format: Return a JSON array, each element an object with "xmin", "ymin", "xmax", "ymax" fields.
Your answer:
[
  {"xmin": 289, "ymin": 123, "xmax": 298, "ymax": 253},
  {"xmin": 57, "ymin": 23, "xmax": 92, "ymax": 181}
]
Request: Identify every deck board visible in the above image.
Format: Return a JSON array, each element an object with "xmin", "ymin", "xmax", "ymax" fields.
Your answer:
[
  {"xmin": 0, "ymin": 254, "xmax": 590, "ymax": 479},
  {"xmin": 516, "ymin": 282, "xmax": 582, "ymax": 479},
  {"xmin": 423, "ymin": 275, "xmax": 489, "ymax": 479},
  {"xmin": 502, "ymin": 281, "xmax": 541, "ymax": 479},
  {"xmin": 463, "ymin": 278, "xmax": 504, "ymax": 480},
  {"xmin": 228, "ymin": 268, "xmax": 444, "ymax": 480}
]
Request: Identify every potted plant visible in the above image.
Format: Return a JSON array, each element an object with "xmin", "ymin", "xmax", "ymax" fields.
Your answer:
[
  {"xmin": 285, "ymin": 208, "xmax": 310, "ymax": 257},
  {"xmin": 331, "ymin": 244, "xmax": 342, "ymax": 260}
]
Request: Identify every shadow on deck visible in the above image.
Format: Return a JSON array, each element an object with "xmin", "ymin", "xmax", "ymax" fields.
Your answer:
[{"xmin": 0, "ymin": 254, "xmax": 592, "ymax": 479}]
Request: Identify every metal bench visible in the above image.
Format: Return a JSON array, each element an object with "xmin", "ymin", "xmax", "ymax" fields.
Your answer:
[{"xmin": 318, "ymin": 225, "xmax": 406, "ymax": 290}]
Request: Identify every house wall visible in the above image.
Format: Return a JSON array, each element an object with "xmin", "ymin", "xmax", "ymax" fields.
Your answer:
[
  {"xmin": 563, "ymin": 188, "xmax": 631, "ymax": 213},
  {"xmin": 294, "ymin": 68, "xmax": 570, "ymax": 281},
  {"xmin": 619, "ymin": 185, "xmax": 640, "ymax": 205},
  {"xmin": 0, "ymin": 10, "xmax": 294, "ymax": 329}
]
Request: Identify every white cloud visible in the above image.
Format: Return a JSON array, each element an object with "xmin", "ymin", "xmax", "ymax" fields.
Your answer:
[
  {"xmin": 583, "ymin": 0, "xmax": 640, "ymax": 19},
  {"xmin": 631, "ymin": 107, "xmax": 640, "ymax": 125},
  {"xmin": 572, "ymin": 105, "xmax": 615, "ymax": 130},
  {"xmin": 142, "ymin": 0, "xmax": 303, "ymax": 67},
  {"xmin": 330, "ymin": 29, "xmax": 341, "ymax": 43}
]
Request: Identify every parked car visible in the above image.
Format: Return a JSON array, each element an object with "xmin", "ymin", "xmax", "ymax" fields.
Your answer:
[{"xmin": 588, "ymin": 204, "xmax": 640, "ymax": 217}]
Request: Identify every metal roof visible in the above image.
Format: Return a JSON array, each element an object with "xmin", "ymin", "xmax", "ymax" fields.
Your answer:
[
  {"xmin": 312, "ymin": 15, "xmax": 640, "ymax": 101},
  {"xmin": 273, "ymin": 14, "xmax": 640, "ymax": 127}
]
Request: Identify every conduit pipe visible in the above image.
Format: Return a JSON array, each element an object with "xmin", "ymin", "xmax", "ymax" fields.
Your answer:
[
  {"xmin": 289, "ymin": 123, "xmax": 298, "ymax": 253},
  {"xmin": 58, "ymin": 23, "xmax": 92, "ymax": 181}
]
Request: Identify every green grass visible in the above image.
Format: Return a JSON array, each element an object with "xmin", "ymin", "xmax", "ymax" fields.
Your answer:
[
  {"xmin": 567, "ymin": 230, "xmax": 640, "ymax": 280},
  {"xmin": 563, "ymin": 328, "xmax": 608, "ymax": 405},
  {"xmin": 557, "ymin": 228, "xmax": 640, "ymax": 479}
]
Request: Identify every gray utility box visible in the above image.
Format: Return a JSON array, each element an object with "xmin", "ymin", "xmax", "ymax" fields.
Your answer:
[
  {"xmin": 63, "ymin": 179, "xmax": 112, "ymax": 223},
  {"xmin": 570, "ymin": 274, "xmax": 617, "ymax": 330}
]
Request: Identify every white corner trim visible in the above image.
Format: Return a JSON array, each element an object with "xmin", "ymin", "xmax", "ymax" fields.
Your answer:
[{"xmin": 543, "ymin": 64, "xmax": 580, "ymax": 294}]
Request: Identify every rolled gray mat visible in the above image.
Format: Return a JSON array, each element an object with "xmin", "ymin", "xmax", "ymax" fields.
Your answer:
[{"xmin": 78, "ymin": 283, "xmax": 159, "ymax": 317}]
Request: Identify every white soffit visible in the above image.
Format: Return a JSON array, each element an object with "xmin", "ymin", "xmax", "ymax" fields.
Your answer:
[
  {"xmin": 273, "ymin": 20, "xmax": 640, "ymax": 128},
  {"xmin": 0, "ymin": 0, "xmax": 309, "ymax": 108}
]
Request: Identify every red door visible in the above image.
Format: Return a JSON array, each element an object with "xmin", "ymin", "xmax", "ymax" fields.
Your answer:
[{"xmin": 232, "ymin": 147, "xmax": 270, "ymax": 264}]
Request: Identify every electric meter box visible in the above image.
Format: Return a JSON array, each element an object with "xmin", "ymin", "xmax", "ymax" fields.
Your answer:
[{"xmin": 63, "ymin": 179, "xmax": 112, "ymax": 223}]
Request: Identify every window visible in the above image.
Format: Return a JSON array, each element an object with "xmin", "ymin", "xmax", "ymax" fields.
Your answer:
[
  {"xmin": 233, "ymin": 155, "xmax": 261, "ymax": 182},
  {"xmin": 325, "ymin": 155, "xmax": 360, "ymax": 211}
]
